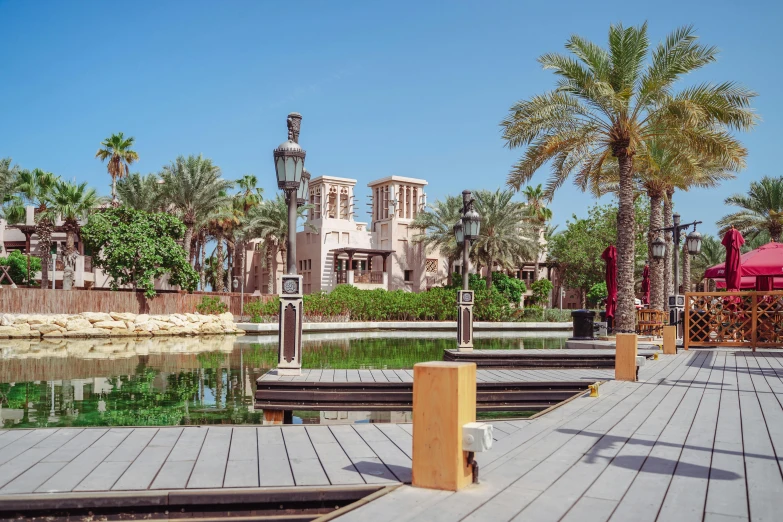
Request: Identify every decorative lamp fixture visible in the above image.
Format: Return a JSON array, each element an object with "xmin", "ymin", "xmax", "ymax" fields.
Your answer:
[
  {"xmin": 686, "ymin": 229, "xmax": 703, "ymax": 256},
  {"xmin": 232, "ymin": 277, "xmax": 239, "ymax": 290},
  {"xmin": 463, "ymin": 208, "xmax": 481, "ymax": 240},
  {"xmin": 297, "ymin": 169, "xmax": 311, "ymax": 207},
  {"xmin": 652, "ymin": 236, "xmax": 666, "ymax": 260},
  {"xmin": 273, "ymin": 139, "xmax": 305, "ymax": 190},
  {"xmin": 453, "ymin": 220, "xmax": 464, "ymax": 245}
]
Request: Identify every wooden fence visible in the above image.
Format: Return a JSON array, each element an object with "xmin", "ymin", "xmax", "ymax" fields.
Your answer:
[
  {"xmin": 0, "ymin": 287, "xmax": 274, "ymax": 316},
  {"xmin": 684, "ymin": 291, "xmax": 783, "ymax": 351}
]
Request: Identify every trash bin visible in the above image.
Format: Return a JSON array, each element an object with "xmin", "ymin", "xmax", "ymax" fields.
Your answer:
[{"xmin": 570, "ymin": 309, "xmax": 596, "ymax": 340}]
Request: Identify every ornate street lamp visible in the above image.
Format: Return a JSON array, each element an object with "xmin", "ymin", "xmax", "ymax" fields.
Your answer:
[
  {"xmin": 651, "ymin": 236, "xmax": 666, "ymax": 260},
  {"xmin": 455, "ymin": 190, "xmax": 481, "ymax": 351},
  {"xmin": 686, "ymin": 229, "xmax": 702, "ymax": 256},
  {"xmin": 272, "ymin": 112, "xmax": 307, "ymax": 376},
  {"xmin": 297, "ymin": 168, "xmax": 311, "ymax": 207}
]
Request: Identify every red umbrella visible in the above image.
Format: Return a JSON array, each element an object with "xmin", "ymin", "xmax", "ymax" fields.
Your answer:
[
  {"xmin": 705, "ymin": 241, "xmax": 783, "ymax": 278},
  {"xmin": 721, "ymin": 228, "xmax": 745, "ymax": 291},
  {"xmin": 601, "ymin": 245, "xmax": 618, "ymax": 319},
  {"xmin": 756, "ymin": 276, "xmax": 775, "ymax": 291},
  {"xmin": 641, "ymin": 263, "xmax": 650, "ymax": 305},
  {"xmin": 716, "ymin": 276, "xmax": 783, "ymax": 289}
]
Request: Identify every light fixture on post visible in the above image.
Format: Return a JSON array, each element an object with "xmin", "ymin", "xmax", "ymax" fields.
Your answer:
[
  {"xmin": 652, "ymin": 236, "xmax": 666, "ymax": 260},
  {"xmin": 455, "ymin": 190, "xmax": 481, "ymax": 352},
  {"xmin": 273, "ymin": 112, "xmax": 306, "ymax": 377},
  {"xmin": 297, "ymin": 168, "xmax": 311, "ymax": 207},
  {"xmin": 686, "ymin": 229, "xmax": 702, "ymax": 256}
]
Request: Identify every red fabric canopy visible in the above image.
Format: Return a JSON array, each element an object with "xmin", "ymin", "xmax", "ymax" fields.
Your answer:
[
  {"xmin": 715, "ymin": 276, "xmax": 783, "ymax": 289},
  {"xmin": 704, "ymin": 241, "xmax": 783, "ymax": 279},
  {"xmin": 641, "ymin": 264, "xmax": 650, "ymax": 304},
  {"xmin": 601, "ymin": 245, "xmax": 617, "ymax": 319},
  {"xmin": 720, "ymin": 229, "xmax": 745, "ymax": 291}
]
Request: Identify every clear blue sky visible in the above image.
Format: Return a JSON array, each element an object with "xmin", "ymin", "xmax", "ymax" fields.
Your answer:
[{"xmin": 1, "ymin": 0, "xmax": 780, "ymax": 236}]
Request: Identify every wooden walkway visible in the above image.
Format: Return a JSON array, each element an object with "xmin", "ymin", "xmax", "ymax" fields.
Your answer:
[{"xmin": 444, "ymin": 348, "xmax": 659, "ymax": 368}]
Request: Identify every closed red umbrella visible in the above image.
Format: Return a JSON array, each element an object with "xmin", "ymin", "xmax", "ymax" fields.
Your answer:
[
  {"xmin": 641, "ymin": 263, "xmax": 650, "ymax": 305},
  {"xmin": 756, "ymin": 276, "xmax": 774, "ymax": 291},
  {"xmin": 601, "ymin": 245, "xmax": 618, "ymax": 320},
  {"xmin": 721, "ymin": 228, "xmax": 745, "ymax": 291}
]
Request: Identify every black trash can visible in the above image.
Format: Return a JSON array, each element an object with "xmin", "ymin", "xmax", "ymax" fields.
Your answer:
[
  {"xmin": 599, "ymin": 310, "xmax": 613, "ymax": 333},
  {"xmin": 570, "ymin": 309, "xmax": 596, "ymax": 340}
]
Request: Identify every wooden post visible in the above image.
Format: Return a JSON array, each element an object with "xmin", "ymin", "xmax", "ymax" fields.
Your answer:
[
  {"xmin": 412, "ymin": 361, "xmax": 476, "ymax": 491},
  {"xmin": 662, "ymin": 326, "xmax": 677, "ymax": 355},
  {"xmin": 751, "ymin": 292, "xmax": 758, "ymax": 352},
  {"xmin": 683, "ymin": 292, "xmax": 691, "ymax": 350},
  {"xmin": 263, "ymin": 410, "xmax": 283, "ymax": 425},
  {"xmin": 615, "ymin": 333, "xmax": 638, "ymax": 382}
]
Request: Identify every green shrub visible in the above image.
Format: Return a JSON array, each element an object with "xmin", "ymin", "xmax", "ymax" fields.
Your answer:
[
  {"xmin": 587, "ymin": 282, "xmax": 608, "ymax": 307},
  {"xmin": 529, "ymin": 278, "xmax": 554, "ymax": 307},
  {"xmin": 0, "ymin": 251, "xmax": 41, "ymax": 286},
  {"xmin": 196, "ymin": 296, "xmax": 228, "ymax": 315}
]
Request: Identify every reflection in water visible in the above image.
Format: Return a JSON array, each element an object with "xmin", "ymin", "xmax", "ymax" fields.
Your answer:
[{"xmin": 0, "ymin": 334, "xmax": 567, "ymax": 429}]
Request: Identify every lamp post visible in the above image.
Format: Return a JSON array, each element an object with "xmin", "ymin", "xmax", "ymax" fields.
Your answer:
[
  {"xmin": 652, "ymin": 212, "xmax": 702, "ymax": 328},
  {"xmin": 273, "ymin": 113, "xmax": 306, "ymax": 376},
  {"xmin": 454, "ymin": 190, "xmax": 481, "ymax": 351}
]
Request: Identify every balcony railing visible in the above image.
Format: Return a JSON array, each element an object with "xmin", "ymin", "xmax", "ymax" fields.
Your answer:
[{"xmin": 354, "ymin": 270, "xmax": 384, "ymax": 284}]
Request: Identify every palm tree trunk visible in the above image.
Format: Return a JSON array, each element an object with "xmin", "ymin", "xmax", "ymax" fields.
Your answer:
[
  {"xmin": 62, "ymin": 223, "xmax": 76, "ymax": 291},
  {"xmin": 215, "ymin": 231, "xmax": 225, "ymax": 292},
  {"xmin": 265, "ymin": 243, "xmax": 273, "ymax": 295},
  {"xmin": 183, "ymin": 225, "xmax": 194, "ymax": 265},
  {"xmin": 37, "ymin": 218, "xmax": 52, "ymax": 290},
  {"xmin": 485, "ymin": 257, "xmax": 493, "ymax": 290},
  {"xmin": 682, "ymin": 243, "xmax": 691, "ymax": 293},
  {"xmin": 226, "ymin": 240, "xmax": 234, "ymax": 292},
  {"xmin": 663, "ymin": 189, "xmax": 674, "ymax": 311},
  {"xmin": 614, "ymin": 152, "xmax": 637, "ymax": 333},
  {"xmin": 648, "ymin": 191, "xmax": 665, "ymax": 310},
  {"xmin": 199, "ymin": 237, "xmax": 207, "ymax": 291}
]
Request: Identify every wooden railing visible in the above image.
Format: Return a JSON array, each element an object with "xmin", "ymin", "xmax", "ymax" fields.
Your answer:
[
  {"xmin": 684, "ymin": 291, "xmax": 783, "ymax": 351},
  {"xmin": 353, "ymin": 270, "xmax": 384, "ymax": 284}
]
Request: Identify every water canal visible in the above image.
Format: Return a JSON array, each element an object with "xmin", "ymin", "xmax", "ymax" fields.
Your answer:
[{"xmin": 0, "ymin": 332, "xmax": 569, "ymax": 428}]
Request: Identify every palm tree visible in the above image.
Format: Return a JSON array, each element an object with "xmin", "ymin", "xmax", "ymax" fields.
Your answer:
[
  {"xmin": 3, "ymin": 168, "xmax": 59, "ymax": 289},
  {"xmin": 717, "ymin": 176, "xmax": 783, "ymax": 242},
  {"xmin": 116, "ymin": 173, "xmax": 163, "ymax": 213},
  {"xmin": 42, "ymin": 181, "xmax": 98, "ymax": 290},
  {"xmin": 231, "ymin": 175, "xmax": 263, "ymax": 289},
  {"xmin": 691, "ymin": 234, "xmax": 723, "ymax": 290},
  {"xmin": 501, "ymin": 24, "xmax": 756, "ymax": 331},
  {"xmin": 95, "ymin": 133, "xmax": 139, "ymax": 205},
  {"xmin": 159, "ymin": 155, "xmax": 233, "ymax": 262},
  {"xmin": 472, "ymin": 189, "xmax": 537, "ymax": 290},
  {"xmin": 411, "ymin": 195, "xmax": 464, "ymax": 283},
  {"xmin": 521, "ymin": 184, "xmax": 552, "ymax": 282},
  {"xmin": 0, "ymin": 158, "xmax": 20, "ymax": 206},
  {"xmin": 242, "ymin": 194, "xmax": 314, "ymax": 292}
]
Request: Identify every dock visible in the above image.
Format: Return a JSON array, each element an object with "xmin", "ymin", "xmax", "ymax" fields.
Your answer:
[{"xmin": 444, "ymin": 348, "xmax": 659, "ymax": 368}]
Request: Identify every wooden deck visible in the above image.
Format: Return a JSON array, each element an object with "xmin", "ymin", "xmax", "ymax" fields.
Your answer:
[
  {"xmin": 444, "ymin": 348, "xmax": 659, "ymax": 368},
  {"xmin": 3, "ymin": 350, "xmax": 783, "ymax": 521}
]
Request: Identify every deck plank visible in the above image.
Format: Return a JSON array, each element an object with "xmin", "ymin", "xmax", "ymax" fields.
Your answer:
[
  {"xmin": 186, "ymin": 427, "xmax": 231, "ymax": 489},
  {"xmin": 329, "ymin": 425, "xmax": 398, "ymax": 484},
  {"xmin": 353, "ymin": 424, "xmax": 412, "ymax": 483},
  {"xmin": 224, "ymin": 427, "xmax": 260, "ymax": 488},
  {"xmin": 257, "ymin": 427, "xmax": 294, "ymax": 487},
  {"xmin": 111, "ymin": 427, "xmax": 181, "ymax": 491},
  {"xmin": 281, "ymin": 426, "xmax": 329, "ymax": 486},
  {"xmin": 0, "ymin": 429, "xmax": 83, "ymax": 492},
  {"xmin": 305, "ymin": 426, "xmax": 363, "ymax": 485}
]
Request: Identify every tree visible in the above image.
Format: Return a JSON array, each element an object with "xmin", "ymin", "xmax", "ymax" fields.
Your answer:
[
  {"xmin": 718, "ymin": 176, "xmax": 783, "ymax": 242},
  {"xmin": 521, "ymin": 184, "xmax": 552, "ymax": 282},
  {"xmin": 411, "ymin": 195, "xmax": 464, "ymax": 283},
  {"xmin": 0, "ymin": 158, "xmax": 20, "ymax": 206},
  {"xmin": 0, "ymin": 250, "xmax": 42, "ymax": 286},
  {"xmin": 549, "ymin": 201, "xmax": 648, "ymax": 306},
  {"xmin": 116, "ymin": 173, "xmax": 163, "ymax": 213},
  {"xmin": 81, "ymin": 207, "xmax": 198, "ymax": 298},
  {"xmin": 501, "ymin": 23, "xmax": 756, "ymax": 331},
  {"xmin": 472, "ymin": 189, "xmax": 537, "ymax": 290},
  {"xmin": 691, "ymin": 234, "xmax": 723, "ymax": 290},
  {"xmin": 159, "ymin": 155, "xmax": 233, "ymax": 263},
  {"xmin": 42, "ymin": 181, "xmax": 98, "ymax": 290},
  {"xmin": 241, "ymin": 194, "xmax": 314, "ymax": 291},
  {"xmin": 3, "ymin": 168, "xmax": 59, "ymax": 289},
  {"xmin": 232, "ymin": 175, "xmax": 263, "ymax": 292},
  {"xmin": 95, "ymin": 133, "xmax": 139, "ymax": 205}
]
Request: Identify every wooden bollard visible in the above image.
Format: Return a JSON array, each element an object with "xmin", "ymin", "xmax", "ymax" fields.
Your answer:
[
  {"xmin": 615, "ymin": 333, "xmax": 638, "ymax": 382},
  {"xmin": 412, "ymin": 361, "xmax": 476, "ymax": 491},
  {"xmin": 663, "ymin": 326, "xmax": 677, "ymax": 354}
]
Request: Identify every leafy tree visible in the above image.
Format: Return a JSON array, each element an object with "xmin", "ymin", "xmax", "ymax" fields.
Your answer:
[
  {"xmin": 501, "ymin": 23, "xmax": 756, "ymax": 331},
  {"xmin": 411, "ymin": 195, "xmax": 464, "ymax": 283},
  {"xmin": 717, "ymin": 176, "xmax": 783, "ymax": 242},
  {"xmin": 490, "ymin": 271, "xmax": 527, "ymax": 305},
  {"xmin": 587, "ymin": 282, "xmax": 608, "ymax": 307},
  {"xmin": 529, "ymin": 278, "xmax": 554, "ymax": 307},
  {"xmin": 159, "ymin": 155, "xmax": 233, "ymax": 264},
  {"xmin": 691, "ymin": 234, "xmax": 723, "ymax": 290},
  {"xmin": 472, "ymin": 189, "xmax": 537, "ymax": 290},
  {"xmin": 116, "ymin": 172, "xmax": 163, "ymax": 213},
  {"xmin": 2, "ymin": 168, "xmax": 59, "ymax": 288},
  {"xmin": 0, "ymin": 158, "xmax": 20, "ymax": 207},
  {"xmin": 0, "ymin": 250, "xmax": 41, "ymax": 285},
  {"xmin": 521, "ymin": 184, "xmax": 552, "ymax": 282},
  {"xmin": 81, "ymin": 206, "xmax": 198, "ymax": 297},
  {"xmin": 95, "ymin": 132, "xmax": 139, "ymax": 205}
]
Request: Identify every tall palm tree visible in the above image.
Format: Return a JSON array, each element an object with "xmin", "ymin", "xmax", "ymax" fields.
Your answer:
[
  {"xmin": 231, "ymin": 175, "xmax": 263, "ymax": 289},
  {"xmin": 95, "ymin": 133, "xmax": 139, "ymax": 205},
  {"xmin": 521, "ymin": 184, "xmax": 552, "ymax": 282},
  {"xmin": 411, "ymin": 195, "xmax": 464, "ymax": 283},
  {"xmin": 472, "ymin": 189, "xmax": 537, "ymax": 290},
  {"xmin": 159, "ymin": 155, "xmax": 233, "ymax": 262},
  {"xmin": 3, "ymin": 168, "xmax": 59, "ymax": 289},
  {"xmin": 717, "ymin": 176, "xmax": 783, "ymax": 242},
  {"xmin": 0, "ymin": 158, "xmax": 20, "ymax": 207},
  {"xmin": 42, "ymin": 181, "xmax": 98, "ymax": 290},
  {"xmin": 501, "ymin": 24, "xmax": 756, "ymax": 331},
  {"xmin": 116, "ymin": 173, "xmax": 163, "ymax": 213},
  {"xmin": 691, "ymin": 234, "xmax": 723, "ymax": 290},
  {"xmin": 242, "ymin": 194, "xmax": 314, "ymax": 292}
]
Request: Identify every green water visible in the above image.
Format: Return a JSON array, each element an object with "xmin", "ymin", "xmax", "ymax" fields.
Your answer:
[{"xmin": 0, "ymin": 334, "xmax": 567, "ymax": 429}]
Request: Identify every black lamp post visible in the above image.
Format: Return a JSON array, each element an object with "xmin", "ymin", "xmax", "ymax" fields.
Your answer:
[
  {"xmin": 652, "ymin": 212, "xmax": 702, "ymax": 327},
  {"xmin": 454, "ymin": 190, "xmax": 481, "ymax": 350},
  {"xmin": 273, "ymin": 113, "xmax": 307, "ymax": 376}
]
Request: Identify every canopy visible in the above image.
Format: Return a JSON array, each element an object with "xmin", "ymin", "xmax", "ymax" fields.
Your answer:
[
  {"xmin": 601, "ymin": 245, "xmax": 617, "ymax": 320},
  {"xmin": 704, "ymin": 241, "xmax": 783, "ymax": 279},
  {"xmin": 715, "ymin": 276, "xmax": 783, "ymax": 289}
]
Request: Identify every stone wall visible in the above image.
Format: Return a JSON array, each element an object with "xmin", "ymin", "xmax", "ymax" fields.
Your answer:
[{"xmin": 0, "ymin": 312, "xmax": 245, "ymax": 339}]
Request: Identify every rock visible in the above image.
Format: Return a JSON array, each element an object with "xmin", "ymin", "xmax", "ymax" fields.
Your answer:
[
  {"xmin": 135, "ymin": 314, "xmax": 150, "ymax": 324},
  {"xmin": 0, "ymin": 314, "xmax": 13, "ymax": 326},
  {"xmin": 168, "ymin": 316, "xmax": 186, "ymax": 327},
  {"xmin": 185, "ymin": 313, "xmax": 201, "ymax": 323},
  {"xmin": 66, "ymin": 318, "xmax": 93, "ymax": 331},
  {"xmin": 64, "ymin": 328, "xmax": 111, "ymax": 338},
  {"xmin": 200, "ymin": 322, "xmax": 225, "ymax": 335},
  {"xmin": 52, "ymin": 315, "xmax": 69, "ymax": 327},
  {"xmin": 93, "ymin": 320, "xmax": 128, "ymax": 330},
  {"xmin": 0, "ymin": 324, "xmax": 36, "ymax": 338},
  {"xmin": 110, "ymin": 328, "xmax": 135, "ymax": 337},
  {"xmin": 151, "ymin": 320, "xmax": 170, "ymax": 330},
  {"xmin": 35, "ymin": 324, "xmax": 64, "ymax": 335},
  {"xmin": 218, "ymin": 312, "xmax": 234, "ymax": 323},
  {"xmin": 151, "ymin": 329, "xmax": 171, "ymax": 336},
  {"xmin": 80, "ymin": 312, "xmax": 114, "ymax": 323},
  {"xmin": 110, "ymin": 312, "xmax": 137, "ymax": 322},
  {"xmin": 27, "ymin": 315, "xmax": 50, "ymax": 325},
  {"xmin": 42, "ymin": 330, "xmax": 65, "ymax": 338}
]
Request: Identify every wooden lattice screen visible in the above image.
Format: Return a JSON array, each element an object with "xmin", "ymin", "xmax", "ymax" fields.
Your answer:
[{"xmin": 684, "ymin": 291, "xmax": 783, "ymax": 351}]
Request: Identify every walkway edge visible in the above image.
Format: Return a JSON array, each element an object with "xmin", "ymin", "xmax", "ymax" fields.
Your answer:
[{"xmin": 238, "ymin": 321, "xmax": 571, "ymax": 334}]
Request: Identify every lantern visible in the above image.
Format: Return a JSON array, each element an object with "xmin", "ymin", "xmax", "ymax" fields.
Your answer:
[
  {"xmin": 453, "ymin": 220, "xmax": 464, "ymax": 245},
  {"xmin": 463, "ymin": 208, "xmax": 481, "ymax": 240},
  {"xmin": 652, "ymin": 236, "xmax": 666, "ymax": 260},
  {"xmin": 297, "ymin": 169, "xmax": 311, "ymax": 206},
  {"xmin": 273, "ymin": 140, "xmax": 306, "ymax": 191},
  {"xmin": 686, "ymin": 229, "xmax": 702, "ymax": 256}
]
